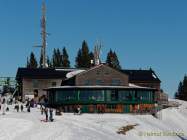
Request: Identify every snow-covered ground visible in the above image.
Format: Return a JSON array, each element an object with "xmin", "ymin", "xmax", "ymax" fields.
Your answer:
[{"xmin": 0, "ymin": 99, "xmax": 187, "ymax": 140}]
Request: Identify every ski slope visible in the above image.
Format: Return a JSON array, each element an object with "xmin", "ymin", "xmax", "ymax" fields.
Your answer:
[{"xmin": 0, "ymin": 99, "xmax": 187, "ymax": 140}]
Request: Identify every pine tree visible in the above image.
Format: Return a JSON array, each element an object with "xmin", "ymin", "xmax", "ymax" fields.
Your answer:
[
  {"xmin": 47, "ymin": 56, "xmax": 52, "ymax": 68},
  {"xmin": 175, "ymin": 81, "xmax": 183, "ymax": 99},
  {"xmin": 81, "ymin": 40, "xmax": 91, "ymax": 68},
  {"xmin": 52, "ymin": 48, "xmax": 62, "ymax": 67},
  {"xmin": 106, "ymin": 49, "xmax": 113, "ymax": 67},
  {"xmin": 56, "ymin": 48, "xmax": 62, "ymax": 67},
  {"xmin": 75, "ymin": 40, "xmax": 92, "ymax": 68},
  {"xmin": 75, "ymin": 49, "xmax": 82, "ymax": 68},
  {"xmin": 175, "ymin": 76, "xmax": 187, "ymax": 101},
  {"xmin": 182, "ymin": 75, "xmax": 187, "ymax": 100},
  {"xmin": 62, "ymin": 47, "xmax": 70, "ymax": 67},
  {"xmin": 27, "ymin": 52, "xmax": 38, "ymax": 68},
  {"xmin": 52, "ymin": 48, "xmax": 57, "ymax": 67},
  {"xmin": 39, "ymin": 53, "xmax": 43, "ymax": 68},
  {"xmin": 113, "ymin": 51, "xmax": 121, "ymax": 69},
  {"xmin": 106, "ymin": 49, "xmax": 121, "ymax": 69},
  {"xmin": 39, "ymin": 53, "xmax": 52, "ymax": 68},
  {"xmin": 26, "ymin": 57, "xmax": 30, "ymax": 67}
]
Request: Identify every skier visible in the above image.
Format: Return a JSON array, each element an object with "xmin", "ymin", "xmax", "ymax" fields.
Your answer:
[
  {"xmin": 27, "ymin": 101, "xmax": 31, "ymax": 112},
  {"xmin": 14, "ymin": 101, "xmax": 19, "ymax": 112},
  {"xmin": 16, "ymin": 103, "xmax": 19, "ymax": 112},
  {"xmin": 41, "ymin": 105, "xmax": 44, "ymax": 115},
  {"xmin": 2, "ymin": 97, "xmax": 6, "ymax": 115},
  {"xmin": 49, "ymin": 108, "xmax": 54, "ymax": 122},
  {"xmin": 6, "ymin": 107, "xmax": 9, "ymax": 112},
  {"xmin": 73, "ymin": 106, "xmax": 78, "ymax": 115},
  {"xmin": 77, "ymin": 106, "xmax": 81, "ymax": 115},
  {"xmin": 44, "ymin": 108, "xmax": 49, "ymax": 122},
  {"xmin": 20, "ymin": 103, "xmax": 24, "ymax": 112}
]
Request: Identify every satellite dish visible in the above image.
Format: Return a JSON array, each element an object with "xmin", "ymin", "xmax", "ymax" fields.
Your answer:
[{"xmin": 66, "ymin": 70, "xmax": 85, "ymax": 78}]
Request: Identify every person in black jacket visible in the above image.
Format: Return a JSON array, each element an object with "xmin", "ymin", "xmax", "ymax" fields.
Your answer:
[
  {"xmin": 49, "ymin": 108, "xmax": 54, "ymax": 122},
  {"xmin": 44, "ymin": 108, "xmax": 48, "ymax": 122}
]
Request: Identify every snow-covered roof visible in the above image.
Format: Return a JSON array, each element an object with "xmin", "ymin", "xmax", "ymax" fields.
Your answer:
[
  {"xmin": 66, "ymin": 70, "xmax": 86, "ymax": 79},
  {"xmin": 129, "ymin": 83, "xmax": 152, "ymax": 89}
]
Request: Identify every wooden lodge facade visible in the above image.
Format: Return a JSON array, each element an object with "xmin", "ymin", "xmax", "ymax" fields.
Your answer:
[
  {"xmin": 46, "ymin": 64, "xmax": 157, "ymax": 113},
  {"xmin": 16, "ymin": 64, "xmax": 164, "ymax": 113}
]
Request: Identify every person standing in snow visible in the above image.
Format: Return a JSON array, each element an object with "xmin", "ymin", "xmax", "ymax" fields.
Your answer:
[
  {"xmin": 49, "ymin": 108, "xmax": 54, "ymax": 122},
  {"xmin": 15, "ymin": 101, "xmax": 19, "ymax": 112},
  {"xmin": 27, "ymin": 103, "xmax": 31, "ymax": 112},
  {"xmin": 40, "ymin": 105, "xmax": 44, "ymax": 115},
  {"xmin": 20, "ymin": 102, "xmax": 24, "ymax": 112},
  {"xmin": 17, "ymin": 102, "xmax": 20, "ymax": 112},
  {"xmin": 2, "ymin": 97, "xmax": 6, "ymax": 115},
  {"xmin": 0, "ymin": 97, "xmax": 1, "ymax": 111},
  {"xmin": 44, "ymin": 108, "xmax": 49, "ymax": 122},
  {"xmin": 26, "ymin": 100, "xmax": 31, "ymax": 112},
  {"xmin": 77, "ymin": 106, "xmax": 81, "ymax": 115}
]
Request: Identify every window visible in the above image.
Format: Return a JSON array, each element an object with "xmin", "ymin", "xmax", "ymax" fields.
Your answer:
[
  {"xmin": 96, "ymin": 79, "xmax": 103, "ymax": 85},
  {"xmin": 105, "ymin": 70, "xmax": 110, "ymax": 75},
  {"xmin": 79, "ymin": 90, "xmax": 104, "ymax": 101},
  {"xmin": 52, "ymin": 82, "xmax": 57, "ymax": 87},
  {"xmin": 56, "ymin": 90, "xmax": 76, "ymax": 102},
  {"xmin": 111, "ymin": 90, "xmax": 118, "ymax": 101},
  {"xmin": 84, "ymin": 80, "xmax": 91, "ymax": 85},
  {"xmin": 111, "ymin": 79, "xmax": 121, "ymax": 86},
  {"xmin": 105, "ymin": 90, "xmax": 118, "ymax": 101},
  {"xmin": 136, "ymin": 91, "xmax": 153, "ymax": 101},
  {"xmin": 96, "ymin": 70, "xmax": 100, "ymax": 75},
  {"xmin": 34, "ymin": 89, "xmax": 38, "ymax": 97},
  {"xmin": 32, "ymin": 80, "xmax": 39, "ymax": 88},
  {"xmin": 118, "ymin": 90, "xmax": 135, "ymax": 101},
  {"xmin": 106, "ymin": 104, "xmax": 117, "ymax": 109}
]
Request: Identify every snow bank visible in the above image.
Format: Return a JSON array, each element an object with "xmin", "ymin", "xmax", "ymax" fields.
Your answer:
[
  {"xmin": 0, "ymin": 118, "xmax": 33, "ymax": 140},
  {"xmin": 0, "ymin": 99, "xmax": 187, "ymax": 140}
]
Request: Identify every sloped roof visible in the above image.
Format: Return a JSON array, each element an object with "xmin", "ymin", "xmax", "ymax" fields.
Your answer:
[
  {"xmin": 16, "ymin": 68, "xmax": 74, "ymax": 80},
  {"xmin": 16, "ymin": 66, "xmax": 161, "ymax": 83},
  {"xmin": 121, "ymin": 69, "xmax": 161, "ymax": 82}
]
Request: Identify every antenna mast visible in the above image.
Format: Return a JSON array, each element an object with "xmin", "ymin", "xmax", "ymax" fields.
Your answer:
[
  {"xmin": 41, "ymin": 1, "xmax": 47, "ymax": 68},
  {"xmin": 33, "ymin": 1, "xmax": 49, "ymax": 68},
  {"xmin": 94, "ymin": 40, "xmax": 102, "ymax": 65}
]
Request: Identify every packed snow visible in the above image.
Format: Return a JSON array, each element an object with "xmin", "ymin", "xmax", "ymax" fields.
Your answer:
[{"xmin": 0, "ymin": 99, "xmax": 187, "ymax": 140}]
